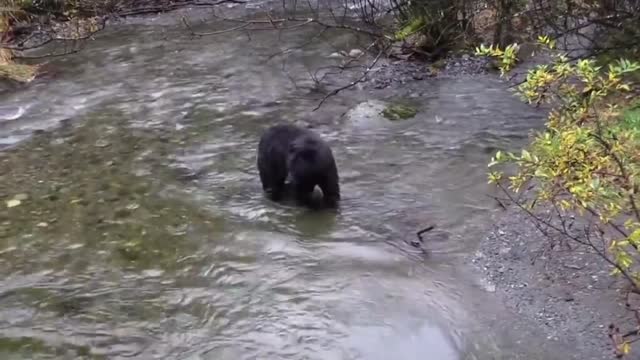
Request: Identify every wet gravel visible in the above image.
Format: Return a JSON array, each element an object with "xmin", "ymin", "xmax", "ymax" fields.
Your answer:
[
  {"xmin": 364, "ymin": 52, "xmax": 491, "ymax": 90},
  {"xmin": 364, "ymin": 50, "xmax": 637, "ymax": 358},
  {"xmin": 468, "ymin": 209, "xmax": 637, "ymax": 360},
  {"xmin": 356, "ymin": 49, "xmax": 638, "ymax": 359}
]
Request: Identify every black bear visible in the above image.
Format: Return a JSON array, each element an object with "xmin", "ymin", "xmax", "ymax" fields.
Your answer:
[{"xmin": 257, "ymin": 124, "xmax": 340, "ymax": 208}]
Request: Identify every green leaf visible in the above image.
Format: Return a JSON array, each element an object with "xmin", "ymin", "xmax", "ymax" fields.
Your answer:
[{"xmin": 629, "ymin": 229, "xmax": 640, "ymax": 246}]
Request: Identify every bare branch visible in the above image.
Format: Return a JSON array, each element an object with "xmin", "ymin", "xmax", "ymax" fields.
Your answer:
[
  {"xmin": 494, "ymin": 180, "xmax": 639, "ymax": 289},
  {"xmin": 267, "ymin": 27, "xmax": 327, "ymax": 62},
  {"xmin": 182, "ymin": 16, "xmax": 251, "ymax": 36},
  {"xmin": 313, "ymin": 42, "xmax": 383, "ymax": 111},
  {"xmin": 113, "ymin": 0, "xmax": 246, "ymax": 18}
]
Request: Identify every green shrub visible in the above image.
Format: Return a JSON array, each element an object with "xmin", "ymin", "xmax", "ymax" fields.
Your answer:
[
  {"xmin": 391, "ymin": 0, "xmax": 471, "ymax": 57},
  {"xmin": 477, "ymin": 36, "xmax": 640, "ymax": 356}
]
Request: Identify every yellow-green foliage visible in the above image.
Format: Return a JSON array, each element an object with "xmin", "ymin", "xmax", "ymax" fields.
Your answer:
[
  {"xmin": 476, "ymin": 42, "xmax": 522, "ymax": 76},
  {"xmin": 0, "ymin": 2, "xmax": 39, "ymax": 82},
  {"xmin": 477, "ymin": 36, "xmax": 640, "ymax": 356},
  {"xmin": 0, "ymin": 0, "xmax": 104, "ymax": 83},
  {"xmin": 394, "ymin": 16, "xmax": 426, "ymax": 41}
]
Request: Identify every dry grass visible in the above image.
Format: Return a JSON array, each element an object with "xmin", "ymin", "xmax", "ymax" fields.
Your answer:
[
  {"xmin": 1, "ymin": 2, "xmax": 39, "ymax": 83},
  {"xmin": 0, "ymin": 62, "xmax": 39, "ymax": 82}
]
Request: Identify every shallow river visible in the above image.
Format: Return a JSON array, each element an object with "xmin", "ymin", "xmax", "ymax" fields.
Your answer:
[{"xmin": 0, "ymin": 4, "xmax": 562, "ymax": 360}]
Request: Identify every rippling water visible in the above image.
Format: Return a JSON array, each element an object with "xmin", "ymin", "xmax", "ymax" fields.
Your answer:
[{"xmin": 0, "ymin": 5, "xmax": 563, "ymax": 360}]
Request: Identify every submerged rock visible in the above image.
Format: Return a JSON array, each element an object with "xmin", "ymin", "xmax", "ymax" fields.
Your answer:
[
  {"xmin": 348, "ymin": 49, "xmax": 364, "ymax": 58},
  {"xmin": 381, "ymin": 103, "xmax": 418, "ymax": 121},
  {"xmin": 342, "ymin": 100, "xmax": 390, "ymax": 130},
  {"xmin": 343, "ymin": 100, "xmax": 419, "ymax": 129}
]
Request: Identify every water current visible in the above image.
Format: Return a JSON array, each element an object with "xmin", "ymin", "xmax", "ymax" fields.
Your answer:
[{"xmin": 0, "ymin": 4, "xmax": 565, "ymax": 360}]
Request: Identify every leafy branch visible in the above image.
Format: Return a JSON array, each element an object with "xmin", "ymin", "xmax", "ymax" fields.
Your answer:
[{"xmin": 477, "ymin": 35, "xmax": 640, "ymax": 357}]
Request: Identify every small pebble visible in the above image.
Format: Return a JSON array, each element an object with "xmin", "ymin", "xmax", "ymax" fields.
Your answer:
[
  {"xmin": 94, "ymin": 139, "xmax": 111, "ymax": 148},
  {"xmin": 348, "ymin": 49, "xmax": 364, "ymax": 58}
]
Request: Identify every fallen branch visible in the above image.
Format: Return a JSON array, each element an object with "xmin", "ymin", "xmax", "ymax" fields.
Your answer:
[
  {"xmin": 113, "ymin": 0, "xmax": 246, "ymax": 18},
  {"xmin": 187, "ymin": 10, "xmax": 387, "ymax": 39},
  {"xmin": 386, "ymin": 237, "xmax": 426, "ymax": 258},
  {"xmin": 408, "ymin": 225, "xmax": 434, "ymax": 248},
  {"xmin": 310, "ymin": 46, "xmax": 370, "ymax": 86},
  {"xmin": 182, "ymin": 15, "xmax": 319, "ymax": 37},
  {"xmin": 312, "ymin": 42, "xmax": 383, "ymax": 111},
  {"xmin": 11, "ymin": 20, "xmax": 107, "ymax": 60},
  {"xmin": 182, "ymin": 16, "xmax": 251, "ymax": 36},
  {"xmin": 266, "ymin": 27, "xmax": 327, "ymax": 61},
  {"xmin": 308, "ymin": 17, "xmax": 386, "ymax": 39},
  {"xmin": 178, "ymin": 9, "xmax": 389, "ymax": 106},
  {"xmin": 494, "ymin": 180, "xmax": 639, "ymax": 290},
  {"xmin": 486, "ymin": 194, "xmax": 508, "ymax": 210},
  {"xmin": 609, "ymin": 324, "xmax": 630, "ymax": 358},
  {"xmin": 416, "ymin": 225, "xmax": 435, "ymax": 242}
]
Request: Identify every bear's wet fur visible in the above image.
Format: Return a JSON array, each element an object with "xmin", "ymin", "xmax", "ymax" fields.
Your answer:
[{"xmin": 257, "ymin": 124, "xmax": 340, "ymax": 208}]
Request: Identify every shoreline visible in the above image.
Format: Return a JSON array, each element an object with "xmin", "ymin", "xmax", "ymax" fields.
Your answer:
[
  {"xmin": 454, "ymin": 44, "xmax": 637, "ymax": 359},
  {"xmin": 348, "ymin": 46, "xmax": 633, "ymax": 359},
  {"xmin": 467, "ymin": 207, "xmax": 635, "ymax": 359}
]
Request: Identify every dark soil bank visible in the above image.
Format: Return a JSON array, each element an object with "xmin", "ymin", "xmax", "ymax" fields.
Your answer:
[{"xmin": 469, "ymin": 208, "xmax": 638, "ymax": 360}]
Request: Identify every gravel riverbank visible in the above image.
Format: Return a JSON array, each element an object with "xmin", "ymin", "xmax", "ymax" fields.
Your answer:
[
  {"xmin": 356, "ymin": 47, "xmax": 635, "ymax": 359},
  {"xmin": 468, "ymin": 208, "xmax": 637, "ymax": 359}
]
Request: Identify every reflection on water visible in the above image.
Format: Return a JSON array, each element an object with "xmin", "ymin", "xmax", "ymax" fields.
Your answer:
[{"xmin": 0, "ymin": 6, "xmax": 555, "ymax": 360}]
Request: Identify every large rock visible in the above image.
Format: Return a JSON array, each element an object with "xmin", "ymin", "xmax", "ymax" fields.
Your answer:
[
  {"xmin": 342, "ymin": 100, "xmax": 391, "ymax": 130},
  {"xmin": 342, "ymin": 100, "xmax": 418, "ymax": 130}
]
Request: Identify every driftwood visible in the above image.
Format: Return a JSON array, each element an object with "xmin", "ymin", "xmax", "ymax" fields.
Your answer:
[{"xmin": 409, "ymin": 225, "xmax": 435, "ymax": 248}]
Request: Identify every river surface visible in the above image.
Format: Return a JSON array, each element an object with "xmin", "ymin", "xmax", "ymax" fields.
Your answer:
[{"xmin": 0, "ymin": 4, "xmax": 561, "ymax": 360}]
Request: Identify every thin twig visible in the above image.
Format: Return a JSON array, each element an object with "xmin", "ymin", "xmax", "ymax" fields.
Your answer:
[
  {"xmin": 266, "ymin": 27, "xmax": 327, "ymax": 61},
  {"xmin": 113, "ymin": 0, "xmax": 246, "ymax": 17},
  {"xmin": 313, "ymin": 44, "xmax": 384, "ymax": 111},
  {"xmin": 10, "ymin": 20, "xmax": 106, "ymax": 60},
  {"xmin": 486, "ymin": 194, "xmax": 508, "ymax": 210},
  {"xmin": 416, "ymin": 225, "xmax": 435, "ymax": 242},
  {"xmin": 182, "ymin": 16, "xmax": 250, "ymax": 36},
  {"xmin": 182, "ymin": 15, "xmax": 318, "ymax": 36},
  {"xmin": 495, "ymin": 181, "xmax": 639, "ymax": 289}
]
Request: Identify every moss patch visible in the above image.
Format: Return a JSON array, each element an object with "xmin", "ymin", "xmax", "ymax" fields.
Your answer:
[
  {"xmin": 381, "ymin": 103, "xmax": 418, "ymax": 121},
  {"xmin": 0, "ymin": 336, "xmax": 102, "ymax": 359}
]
